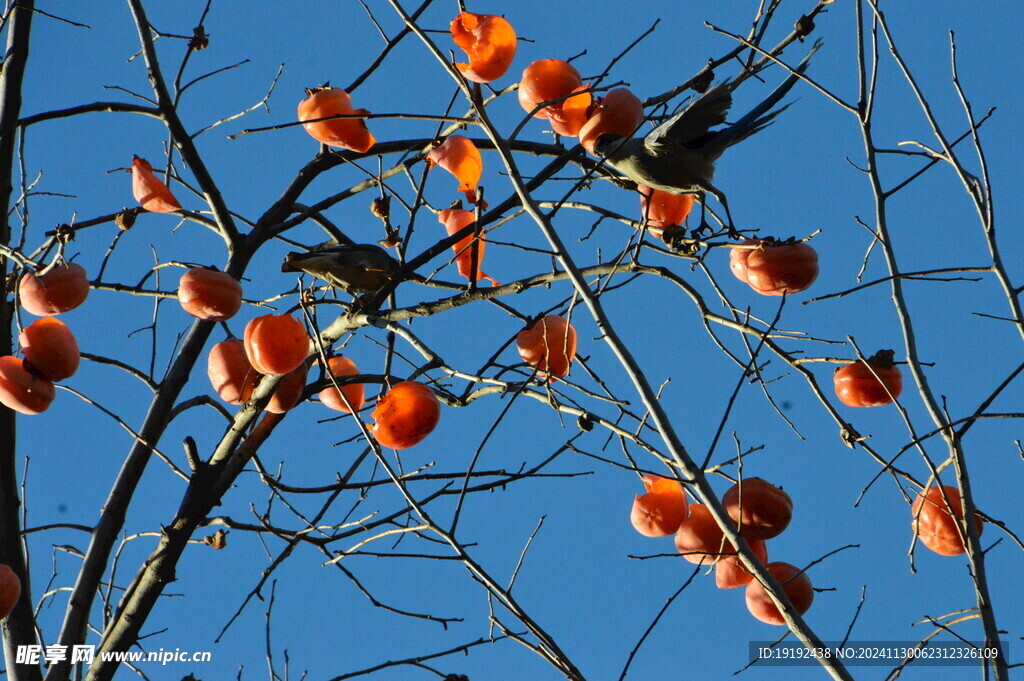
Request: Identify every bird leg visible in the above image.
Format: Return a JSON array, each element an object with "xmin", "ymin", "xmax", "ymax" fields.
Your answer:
[{"xmin": 704, "ymin": 182, "xmax": 739, "ymax": 240}]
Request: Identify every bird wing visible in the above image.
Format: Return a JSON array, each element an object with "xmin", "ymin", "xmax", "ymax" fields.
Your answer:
[{"xmin": 644, "ymin": 82, "xmax": 733, "ymax": 153}]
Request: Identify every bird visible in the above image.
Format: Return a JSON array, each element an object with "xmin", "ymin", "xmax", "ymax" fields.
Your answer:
[
  {"xmin": 592, "ymin": 40, "xmax": 822, "ymax": 241},
  {"xmin": 281, "ymin": 243, "xmax": 402, "ymax": 296}
]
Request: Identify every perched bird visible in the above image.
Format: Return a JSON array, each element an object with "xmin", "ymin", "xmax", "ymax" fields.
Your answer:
[
  {"xmin": 592, "ymin": 40, "xmax": 822, "ymax": 239},
  {"xmin": 281, "ymin": 243, "xmax": 402, "ymax": 296}
]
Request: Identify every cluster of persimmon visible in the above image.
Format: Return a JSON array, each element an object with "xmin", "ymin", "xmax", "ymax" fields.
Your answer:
[
  {"xmin": 176, "ymin": 266, "xmax": 441, "ymax": 448},
  {"xmin": 0, "ymin": 263, "xmax": 88, "ymax": 414},
  {"xmin": 630, "ymin": 475, "xmax": 813, "ymax": 625}
]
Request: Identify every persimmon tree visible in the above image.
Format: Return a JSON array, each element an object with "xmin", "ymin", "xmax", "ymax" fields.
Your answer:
[{"xmin": 0, "ymin": 2, "xmax": 1020, "ymax": 681}]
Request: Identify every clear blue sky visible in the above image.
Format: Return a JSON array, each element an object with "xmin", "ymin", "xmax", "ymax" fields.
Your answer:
[{"xmin": 13, "ymin": 2, "xmax": 1023, "ymax": 680}]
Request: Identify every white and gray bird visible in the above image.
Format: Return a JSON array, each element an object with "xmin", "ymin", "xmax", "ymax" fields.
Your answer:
[
  {"xmin": 592, "ymin": 40, "xmax": 822, "ymax": 240},
  {"xmin": 281, "ymin": 243, "xmax": 402, "ymax": 296}
]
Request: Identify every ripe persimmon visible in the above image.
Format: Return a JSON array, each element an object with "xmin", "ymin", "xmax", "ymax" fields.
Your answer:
[
  {"xmin": 439, "ymin": 207, "xmax": 498, "ymax": 286},
  {"xmin": 518, "ymin": 60, "xmax": 592, "ymax": 136},
  {"xmin": 370, "ymin": 381, "xmax": 440, "ymax": 449},
  {"xmin": 736, "ymin": 239, "xmax": 818, "ymax": 295},
  {"xmin": 0, "ymin": 564, "xmax": 21, "ymax": 619},
  {"xmin": 19, "ymin": 317, "xmax": 80, "ymax": 382},
  {"xmin": 427, "ymin": 136, "xmax": 484, "ymax": 205},
  {"xmin": 674, "ymin": 503, "xmax": 730, "ymax": 564},
  {"xmin": 131, "ymin": 156, "xmax": 181, "ymax": 213},
  {"xmin": 516, "ymin": 315, "xmax": 577, "ymax": 380},
  {"xmin": 207, "ymin": 339, "xmax": 258, "ymax": 405},
  {"xmin": 630, "ymin": 474, "xmax": 689, "ymax": 537},
  {"xmin": 834, "ymin": 349, "xmax": 903, "ymax": 408},
  {"xmin": 19, "ymin": 262, "xmax": 90, "ymax": 316},
  {"xmin": 243, "ymin": 314, "xmax": 310, "ymax": 376},
  {"xmin": 578, "ymin": 88, "xmax": 644, "ymax": 154},
  {"xmin": 745, "ymin": 561, "xmax": 813, "ymax": 625},
  {"xmin": 912, "ymin": 485, "xmax": 984, "ymax": 556},
  {"xmin": 319, "ymin": 356, "xmax": 365, "ymax": 414},
  {"xmin": 0, "ymin": 355, "xmax": 55, "ymax": 415},
  {"xmin": 722, "ymin": 478, "xmax": 793, "ymax": 541},
  {"xmin": 450, "ymin": 12, "xmax": 517, "ymax": 83},
  {"xmin": 716, "ymin": 538, "xmax": 768, "ymax": 589},
  {"xmin": 638, "ymin": 185, "xmax": 694, "ymax": 238},
  {"xmin": 297, "ymin": 86, "xmax": 375, "ymax": 152},
  {"xmin": 178, "ymin": 267, "xmax": 243, "ymax": 322},
  {"xmin": 266, "ymin": 363, "xmax": 308, "ymax": 414}
]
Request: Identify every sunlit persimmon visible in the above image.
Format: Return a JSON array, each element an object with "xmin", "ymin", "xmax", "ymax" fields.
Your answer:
[
  {"xmin": 716, "ymin": 538, "xmax": 768, "ymax": 590},
  {"xmin": 745, "ymin": 562, "xmax": 813, "ymax": 625},
  {"xmin": 834, "ymin": 349, "xmax": 903, "ymax": 408},
  {"xmin": 548, "ymin": 86, "xmax": 593, "ymax": 137},
  {"xmin": 319, "ymin": 355, "xmax": 365, "ymax": 414},
  {"xmin": 207, "ymin": 339, "xmax": 258, "ymax": 405},
  {"xmin": 630, "ymin": 474, "xmax": 689, "ymax": 537},
  {"xmin": 728, "ymin": 239, "xmax": 761, "ymax": 283},
  {"xmin": 451, "ymin": 12, "xmax": 517, "ymax": 83},
  {"xmin": 427, "ymin": 136, "xmax": 484, "ymax": 205},
  {"xmin": 439, "ymin": 207, "xmax": 499, "ymax": 286},
  {"xmin": 638, "ymin": 185, "xmax": 694, "ymax": 238},
  {"xmin": 723, "ymin": 478, "xmax": 793, "ymax": 541},
  {"xmin": 579, "ymin": 88, "xmax": 644, "ymax": 154},
  {"xmin": 518, "ymin": 60, "xmax": 592, "ymax": 136},
  {"xmin": 912, "ymin": 485, "xmax": 984, "ymax": 556},
  {"xmin": 297, "ymin": 86, "xmax": 375, "ymax": 153},
  {"xmin": 243, "ymin": 314, "xmax": 310, "ymax": 376},
  {"xmin": 519, "ymin": 59, "xmax": 582, "ymax": 118},
  {"xmin": 741, "ymin": 240, "xmax": 819, "ymax": 296},
  {"xmin": 0, "ymin": 355, "xmax": 55, "ymax": 415},
  {"xmin": 178, "ymin": 267, "xmax": 243, "ymax": 322},
  {"xmin": 19, "ymin": 262, "xmax": 90, "ymax": 316},
  {"xmin": 0, "ymin": 564, "xmax": 21, "ymax": 619},
  {"xmin": 674, "ymin": 503, "xmax": 729, "ymax": 564},
  {"xmin": 370, "ymin": 381, "xmax": 441, "ymax": 449},
  {"xmin": 19, "ymin": 317, "xmax": 80, "ymax": 382},
  {"xmin": 266, "ymin": 363, "xmax": 308, "ymax": 414},
  {"xmin": 516, "ymin": 315, "xmax": 577, "ymax": 380},
  {"xmin": 131, "ymin": 155, "xmax": 181, "ymax": 213}
]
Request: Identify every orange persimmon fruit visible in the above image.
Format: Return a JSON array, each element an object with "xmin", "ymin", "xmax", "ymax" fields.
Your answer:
[
  {"xmin": 732, "ymin": 239, "xmax": 818, "ymax": 296},
  {"xmin": 19, "ymin": 317, "xmax": 80, "ymax": 382},
  {"xmin": 427, "ymin": 136, "xmax": 484, "ymax": 205},
  {"xmin": 439, "ymin": 207, "xmax": 498, "ymax": 286},
  {"xmin": 516, "ymin": 315, "xmax": 577, "ymax": 380},
  {"xmin": 579, "ymin": 88, "xmax": 644, "ymax": 154},
  {"xmin": 630, "ymin": 474, "xmax": 689, "ymax": 537},
  {"xmin": 674, "ymin": 503, "xmax": 731, "ymax": 565},
  {"xmin": 207, "ymin": 339, "xmax": 259, "ymax": 405},
  {"xmin": 722, "ymin": 478, "xmax": 793, "ymax": 541},
  {"xmin": 0, "ymin": 356, "xmax": 55, "ymax": 415},
  {"xmin": 911, "ymin": 485, "xmax": 984, "ymax": 556},
  {"xmin": 834, "ymin": 349, "xmax": 903, "ymax": 408},
  {"xmin": 131, "ymin": 156, "xmax": 182, "ymax": 213},
  {"xmin": 243, "ymin": 314, "xmax": 310, "ymax": 376},
  {"xmin": 297, "ymin": 86, "xmax": 375, "ymax": 153},
  {"xmin": 451, "ymin": 12, "xmax": 517, "ymax": 83},
  {"xmin": 638, "ymin": 185, "xmax": 694, "ymax": 238},
  {"xmin": 19, "ymin": 262, "xmax": 90, "ymax": 317},
  {"xmin": 745, "ymin": 562, "xmax": 814, "ymax": 625},
  {"xmin": 178, "ymin": 267, "xmax": 243, "ymax": 322},
  {"xmin": 716, "ymin": 538, "xmax": 769, "ymax": 589},
  {"xmin": 370, "ymin": 381, "xmax": 441, "ymax": 449},
  {"xmin": 319, "ymin": 355, "xmax": 365, "ymax": 414},
  {"xmin": 0, "ymin": 564, "xmax": 21, "ymax": 619},
  {"xmin": 265, "ymin": 363, "xmax": 308, "ymax": 414},
  {"xmin": 518, "ymin": 60, "xmax": 592, "ymax": 136}
]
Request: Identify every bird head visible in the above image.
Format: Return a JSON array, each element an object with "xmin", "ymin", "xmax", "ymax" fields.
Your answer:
[{"xmin": 592, "ymin": 133, "xmax": 628, "ymax": 159}]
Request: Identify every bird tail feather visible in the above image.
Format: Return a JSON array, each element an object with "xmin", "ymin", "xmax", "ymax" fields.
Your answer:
[{"xmin": 707, "ymin": 38, "xmax": 821, "ymax": 160}]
